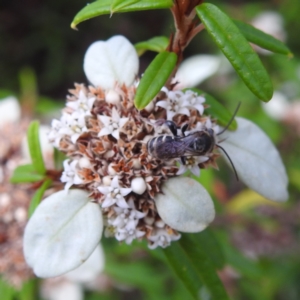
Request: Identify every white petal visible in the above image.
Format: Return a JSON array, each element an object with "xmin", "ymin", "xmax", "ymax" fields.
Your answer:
[
  {"xmin": 98, "ymin": 115, "xmax": 111, "ymax": 126},
  {"xmin": 175, "ymin": 55, "xmax": 221, "ymax": 89},
  {"xmin": 41, "ymin": 280, "xmax": 83, "ymax": 300},
  {"xmin": 155, "ymin": 177, "xmax": 215, "ymax": 232},
  {"xmin": 0, "ymin": 96, "xmax": 21, "ymax": 127},
  {"xmin": 176, "ymin": 164, "xmax": 187, "ymax": 175},
  {"xmin": 220, "ymin": 117, "xmax": 288, "ymax": 202},
  {"xmin": 98, "ymin": 127, "xmax": 112, "ymax": 137},
  {"xmin": 190, "ymin": 165, "xmax": 201, "ymax": 177},
  {"xmin": 23, "ymin": 190, "xmax": 103, "ymax": 278},
  {"xmin": 101, "ymin": 197, "xmax": 115, "ymax": 208},
  {"xmin": 84, "ymin": 35, "xmax": 139, "ymax": 88},
  {"xmin": 116, "ymin": 196, "xmax": 129, "ymax": 208},
  {"xmin": 261, "ymin": 91, "xmax": 289, "ymax": 120},
  {"xmin": 97, "ymin": 186, "xmax": 110, "ymax": 195},
  {"xmin": 156, "ymin": 100, "xmax": 169, "ymax": 109},
  {"xmin": 65, "ymin": 245, "xmax": 105, "ymax": 283},
  {"xmin": 111, "ymin": 129, "xmax": 120, "ymax": 140},
  {"xmin": 119, "ymin": 117, "xmax": 129, "ymax": 128}
]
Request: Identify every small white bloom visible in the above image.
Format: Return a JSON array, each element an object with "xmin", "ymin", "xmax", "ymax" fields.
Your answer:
[
  {"xmin": 98, "ymin": 107, "xmax": 128, "ymax": 140},
  {"xmin": 148, "ymin": 229, "xmax": 181, "ymax": 249},
  {"xmin": 98, "ymin": 176, "xmax": 131, "ymax": 208},
  {"xmin": 61, "ymin": 159, "xmax": 83, "ymax": 191},
  {"xmin": 176, "ymin": 156, "xmax": 209, "ymax": 176},
  {"xmin": 67, "ymin": 90, "xmax": 95, "ymax": 116},
  {"xmin": 107, "ymin": 198, "xmax": 145, "ymax": 244},
  {"xmin": 131, "ymin": 177, "xmax": 147, "ymax": 195},
  {"xmin": 0, "ymin": 96, "xmax": 21, "ymax": 128},
  {"xmin": 156, "ymin": 87, "xmax": 190, "ymax": 120},
  {"xmin": 181, "ymin": 90, "xmax": 205, "ymax": 115},
  {"xmin": 49, "ymin": 112, "xmax": 88, "ymax": 146}
]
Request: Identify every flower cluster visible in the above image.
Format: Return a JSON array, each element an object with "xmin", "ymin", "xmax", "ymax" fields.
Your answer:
[
  {"xmin": 48, "ymin": 79, "xmax": 217, "ymax": 248},
  {"xmin": 24, "ymin": 35, "xmax": 288, "ymax": 278}
]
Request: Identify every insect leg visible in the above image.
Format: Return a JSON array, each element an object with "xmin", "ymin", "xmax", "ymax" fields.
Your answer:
[
  {"xmin": 181, "ymin": 123, "xmax": 189, "ymax": 137},
  {"xmin": 165, "ymin": 120, "xmax": 178, "ymax": 136}
]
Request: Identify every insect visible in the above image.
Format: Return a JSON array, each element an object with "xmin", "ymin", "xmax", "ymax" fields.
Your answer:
[{"xmin": 147, "ymin": 103, "xmax": 240, "ymax": 180}]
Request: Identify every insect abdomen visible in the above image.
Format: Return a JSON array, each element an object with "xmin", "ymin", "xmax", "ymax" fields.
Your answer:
[{"xmin": 147, "ymin": 135, "xmax": 184, "ymax": 159}]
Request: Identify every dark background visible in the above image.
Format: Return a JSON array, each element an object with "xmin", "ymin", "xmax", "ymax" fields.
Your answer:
[{"xmin": 1, "ymin": 0, "xmax": 300, "ymax": 100}]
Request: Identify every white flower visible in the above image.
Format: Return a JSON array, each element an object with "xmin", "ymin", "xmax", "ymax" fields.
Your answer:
[
  {"xmin": 105, "ymin": 199, "xmax": 145, "ymax": 244},
  {"xmin": 49, "ymin": 112, "xmax": 88, "ymax": 146},
  {"xmin": 148, "ymin": 228, "xmax": 181, "ymax": 249},
  {"xmin": 61, "ymin": 159, "xmax": 83, "ymax": 191},
  {"xmin": 192, "ymin": 118, "xmax": 220, "ymax": 135},
  {"xmin": 156, "ymin": 87, "xmax": 190, "ymax": 120},
  {"xmin": 98, "ymin": 176, "xmax": 132, "ymax": 208},
  {"xmin": 181, "ymin": 90, "xmax": 205, "ymax": 115},
  {"xmin": 174, "ymin": 55, "xmax": 221, "ymax": 89},
  {"xmin": 67, "ymin": 90, "xmax": 95, "ymax": 116},
  {"xmin": 98, "ymin": 107, "xmax": 128, "ymax": 140},
  {"xmin": 176, "ymin": 156, "xmax": 209, "ymax": 176},
  {"xmin": 0, "ymin": 96, "xmax": 21, "ymax": 128}
]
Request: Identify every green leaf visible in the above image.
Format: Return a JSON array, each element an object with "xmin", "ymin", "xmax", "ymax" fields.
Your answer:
[
  {"xmin": 71, "ymin": 0, "xmax": 173, "ymax": 29},
  {"xmin": 233, "ymin": 19, "xmax": 292, "ymax": 57},
  {"xmin": 134, "ymin": 51, "xmax": 177, "ymax": 109},
  {"xmin": 180, "ymin": 234, "xmax": 230, "ymax": 300},
  {"xmin": 196, "ymin": 3, "xmax": 273, "ymax": 101},
  {"xmin": 17, "ymin": 279, "xmax": 38, "ymax": 300},
  {"xmin": 187, "ymin": 88, "xmax": 237, "ymax": 130},
  {"xmin": 163, "ymin": 242, "xmax": 203, "ymax": 299},
  {"xmin": 193, "ymin": 229, "xmax": 225, "ymax": 270},
  {"xmin": 54, "ymin": 148, "xmax": 66, "ymax": 170},
  {"xmin": 10, "ymin": 164, "xmax": 45, "ymax": 183},
  {"xmin": 27, "ymin": 121, "xmax": 46, "ymax": 175},
  {"xmin": 28, "ymin": 179, "xmax": 52, "ymax": 217},
  {"xmin": 135, "ymin": 36, "xmax": 169, "ymax": 56},
  {"xmin": 0, "ymin": 277, "xmax": 15, "ymax": 300}
]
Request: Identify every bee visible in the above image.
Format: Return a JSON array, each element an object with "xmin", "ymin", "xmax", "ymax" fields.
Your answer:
[{"xmin": 147, "ymin": 103, "xmax": 240, "ymax": 180}]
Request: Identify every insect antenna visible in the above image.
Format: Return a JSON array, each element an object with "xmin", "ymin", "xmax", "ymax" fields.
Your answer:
[
  {"xmin": 217, "ymin": 102, "xmax": 241, "ymax": 135},
  {"xmin": 217, "ymin": 145, "xmax": 239, "ymax": 181}
]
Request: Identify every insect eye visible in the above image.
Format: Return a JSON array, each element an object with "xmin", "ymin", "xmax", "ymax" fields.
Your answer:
[{"xmin": 193, "ymin": 138, "xmax": 204, "ymax": 151}]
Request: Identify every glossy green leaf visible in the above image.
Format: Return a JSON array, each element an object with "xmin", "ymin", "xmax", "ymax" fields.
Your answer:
[
  {"xmin": 180, "ymin": 234, "xmax": 230, "ymax": 300},
  {"xmin": 196, "ymin": 3, "xmax": 273, "ymax": 101},
  {"xmin": 134, "ymin": 51, "xmax": 177, "ymax": 109},
  {"xmin": 233, "ymin": 19, "xmax": 292, "ymax": 57},
  {"xmin": 71, "ymin": 0, "xmax": 173, "ymax": 28},
  {"xmin": 10, "ymin": 164, "xmax": 45, "ymax": 183},
  {"xmin": 28, "ymin": 179, "xmax": 52, "ymax": 217},
  {"xmin": 135, "ymin": 36, "xmax": 169, "ymax": 56},
  {"xmin": 187, "ymin": 88, "xmax": 237, "ymax": 130},
  {"xmin": 163, "ymin": 242, "xmax": 203, "ymax": 299},
  {"xmin": 27, "ymin": 121, "xmax": 46, "ymax": 175}
]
